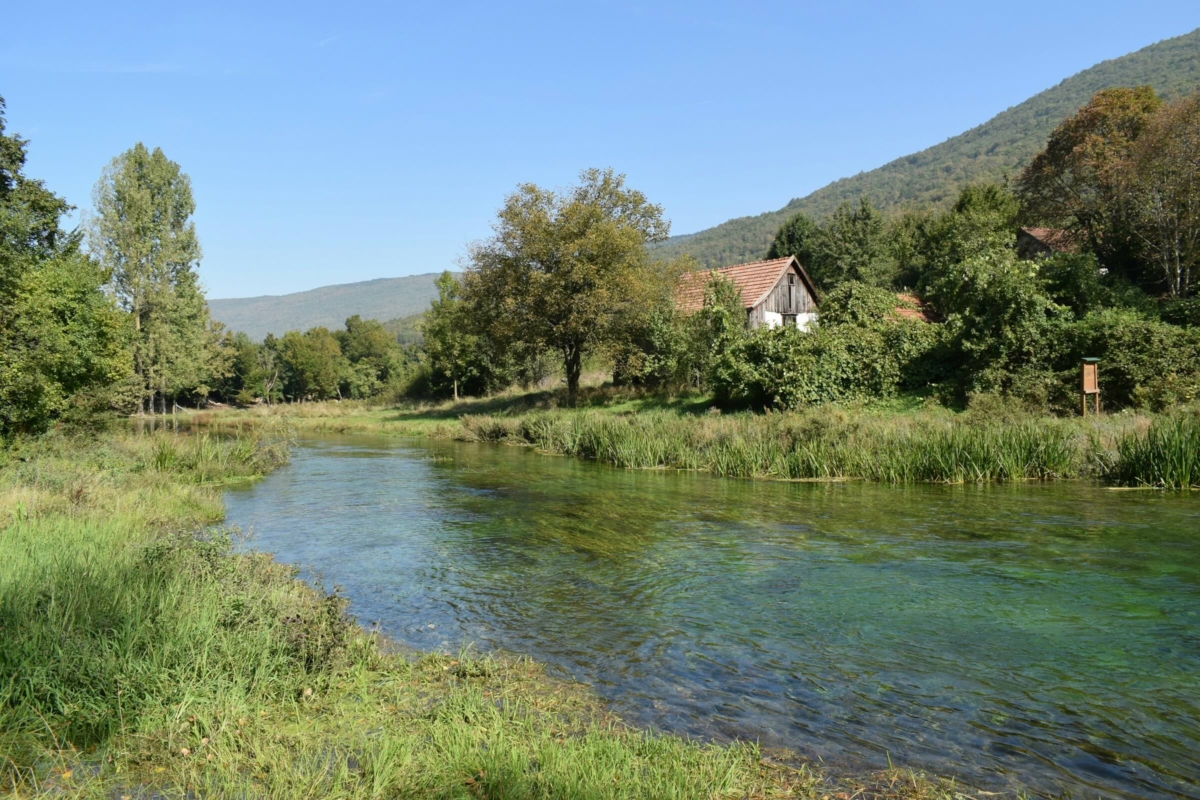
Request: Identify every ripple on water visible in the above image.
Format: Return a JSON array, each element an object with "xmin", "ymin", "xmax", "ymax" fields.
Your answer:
[{"xmin": 223, "ymin": 435, "xmax": 1200, "ymax": 800}]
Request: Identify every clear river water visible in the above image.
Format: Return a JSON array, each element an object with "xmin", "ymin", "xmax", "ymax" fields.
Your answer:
[{"xmin": 222, "ymin": 435, "xmax": 1200, "ymax": 800}]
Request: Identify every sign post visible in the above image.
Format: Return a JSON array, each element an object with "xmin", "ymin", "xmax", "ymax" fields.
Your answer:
[{"xmin": 1081, "ymin": 358, "xmax": 1100, "ymax": 416}]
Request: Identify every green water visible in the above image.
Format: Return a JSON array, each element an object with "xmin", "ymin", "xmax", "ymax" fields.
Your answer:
[{"xmin": 223, "ymin": 435, "xmax": 1200, "ymax": 799}]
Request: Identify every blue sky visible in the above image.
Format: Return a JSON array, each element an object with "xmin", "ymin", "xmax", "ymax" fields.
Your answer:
[{"xmin": 3, "ymin": 2, "xmax": 1199, "ymax": 299}]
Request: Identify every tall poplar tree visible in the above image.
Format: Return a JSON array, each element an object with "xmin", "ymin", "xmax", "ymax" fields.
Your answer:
[{"xmin": 91, "ymin": 144, "xmax": 217, "ymax": 413}]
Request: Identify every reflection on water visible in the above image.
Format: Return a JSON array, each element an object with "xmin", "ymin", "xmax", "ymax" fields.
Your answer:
[{"xmin": 223, "ymin": 435, "xmax": 1200, "ymax": 800}]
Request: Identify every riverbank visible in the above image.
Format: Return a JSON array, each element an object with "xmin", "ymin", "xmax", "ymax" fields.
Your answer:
[
  {"xmin": 1, "ymin": 426, "xmax": 980, "ymax": 799},
  {"xmin": 191, "ymin": 390, "xmax": 1200, "ymax": 488}
]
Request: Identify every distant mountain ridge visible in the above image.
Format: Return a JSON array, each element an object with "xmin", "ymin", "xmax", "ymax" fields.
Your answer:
[
  {"xmin": 654, "ymin": 28, "xmax": 1200, "ymax": 268},
  {"xmin": 209, "ymin": 274, "xmax": 444, "ymax": 340}
]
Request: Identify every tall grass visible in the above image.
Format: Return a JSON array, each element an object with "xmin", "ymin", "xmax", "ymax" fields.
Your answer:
[
  {"xmin": 462, "ymin": 409, "xmax": 1107, "ymax": 484},
  {"xmin": 1, "ymin": 427, "xmax": 974, "ymax": 798},
  {"xmin": 1112, "ymin": 415, "xmax": 1200, "ymax": 489}
]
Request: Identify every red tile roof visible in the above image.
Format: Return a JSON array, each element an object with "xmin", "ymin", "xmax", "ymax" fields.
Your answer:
[
  {"xmin": 1020, "ymin": 226, "xmax": 1079, "ymax": 254},
  {"xmin": 675, "ymin": 257, "xmax": 816, "ymax": 313},
  {"xmin": 893, "ymin": 293, "xmax": 936, "ymax": 323}
]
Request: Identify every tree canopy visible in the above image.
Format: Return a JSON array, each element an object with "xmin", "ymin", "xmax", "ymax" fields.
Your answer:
[
  {"xmin": 463, "ymin": 168, "xmax": 679, "ymax": 404},
  {"xmin": 0, "ymin": 96, "xmax": 130, "ymax": 436},
  {"xmin": 91, "ymin": 143, "xmax": 222, "ymax": 412}
]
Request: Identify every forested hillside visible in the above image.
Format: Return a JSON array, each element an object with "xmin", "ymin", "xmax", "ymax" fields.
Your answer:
[
  {"xmin": 209, "ymin": 274, "xmax": 443, "ymax": 339},
  {"xmin": 654, "ymin": 27, "xmax": 1200, "ymax": 268}
]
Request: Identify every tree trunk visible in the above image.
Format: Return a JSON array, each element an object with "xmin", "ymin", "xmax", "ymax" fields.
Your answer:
[
  {"xmin": 564, "ymin": 346, "xmax": 582, "ymax": 407},
  {"xmin": 453, "ymin": 377, "xmax": 459, "ymax": 402}
]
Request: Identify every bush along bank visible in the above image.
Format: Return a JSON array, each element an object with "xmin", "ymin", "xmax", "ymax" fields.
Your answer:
[
  {"xmin": 1, "ymin": 427, "xmax": 984, "ymax": 799},
  {"xmin": 459, "ymin": 406, "xmax": 1200, "ymax": 488}
]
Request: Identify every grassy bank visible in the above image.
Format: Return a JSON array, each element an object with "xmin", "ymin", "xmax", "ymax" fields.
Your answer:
[
  {"xmin": 194, "ymin": 390, "xmax": 1200, "ymax": 488},
  {"xmin": 1, "ymin": 426, "xmax": 979, "ymax": 799}
]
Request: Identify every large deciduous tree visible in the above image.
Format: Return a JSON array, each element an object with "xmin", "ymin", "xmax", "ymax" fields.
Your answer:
[
  {"xmin": 0, "ymin": 96, "xmax": 130, "ymax": 436},
  {"xmin": 91, "ymin": 143, "xmax": 220, "ymax": 413},
  {"xmin": 463, "ymin": 168, "xmax": 674, "ymax": 404},
  {"xmin": 1125, "ymin": 92, "xmax": 1200, "ymax": 298},
  {"xmin": 1016, "ymin": 86, "xmax": 1163, "ymax": 277}
]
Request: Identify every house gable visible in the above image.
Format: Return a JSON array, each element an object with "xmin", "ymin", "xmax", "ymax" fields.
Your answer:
[{"xmin": 674, "ymin": 256, "xmax": 819, "ymax": 316}]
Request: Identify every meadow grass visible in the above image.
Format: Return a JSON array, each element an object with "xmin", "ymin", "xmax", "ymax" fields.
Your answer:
[{"xmin": 1, "ymin": 425, "xmax": 982, "ymax": 799}]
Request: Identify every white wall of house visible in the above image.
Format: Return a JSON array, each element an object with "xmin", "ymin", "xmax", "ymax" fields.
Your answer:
[
  {"xmin": 797, "ymin": 312, "xmax": 818, "ymax": 332},
  {"xmin": 763, "ymin": 311, "xmax": 783, "ymax": 328}
]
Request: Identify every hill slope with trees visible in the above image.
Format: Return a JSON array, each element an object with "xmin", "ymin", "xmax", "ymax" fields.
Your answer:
[
  {"xmin": 654, "ymin": 27, "xmax": 1200, "ymax": 268},
  {"xmin": 209, "ymin": 274, "xmax": 444, "ymax": 340}
]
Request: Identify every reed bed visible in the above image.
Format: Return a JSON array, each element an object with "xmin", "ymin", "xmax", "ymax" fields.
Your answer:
[
  {"xmin": 1112, "ymin": 415, "xmax": 1200, "ymax": 489},
  {"xmin": 460, "ymin": 407, "xmax": 1180, "ymax": 486}
]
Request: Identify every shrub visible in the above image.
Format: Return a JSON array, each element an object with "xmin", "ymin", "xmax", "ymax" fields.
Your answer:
[{"xmin": 1061, "ymin": 309, "xmax": 1200, "ymax": 409}]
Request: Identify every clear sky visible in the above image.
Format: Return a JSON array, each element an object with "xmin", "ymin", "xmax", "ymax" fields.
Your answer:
[{"xmin": 3, "ymin": 2, "xmax": 1198, "ymax": 299}]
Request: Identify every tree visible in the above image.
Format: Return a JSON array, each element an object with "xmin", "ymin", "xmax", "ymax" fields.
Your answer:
[
  {"xmin": 0, "ymin": 96, "xmax": 130, "ymax": 436},
  {"xmin": 91, "ymin": 143, "xmax": 219, "ymax": 413},
  {"xmin": 692, "ymin": 273, "xmax": 749, "ymax": 398},
  {"xmin": 766, "ymin": 212, "xmax": 820, "ymax": 267},
  {"xmin": 1017, "ymin": 86, "xmax": 1163, "ymax": 277},
  {"xmin": 813, "ymin": 197, "xmax": 895, "ymax": 289},
  {"xmin": 1125, "ymin": 92, "xmax": 1200, "ymax": 298},
  {"xmin": 277, "ymin": 327, "xmax": 347, "ymax": 401},
  {"xmin": 213, "ymin": 332, "xmax": 282, "ymax": 406},
  {"xmin": 463, "ymin": 168, "xmax": 674, "ymax": 405},
  {"xmin": 421, "ymin": 272, "xmax": 486, "ymax": 400},
  {"xmin": 337, "ymin": 314, "xmax": 404, "ymax": 397}
]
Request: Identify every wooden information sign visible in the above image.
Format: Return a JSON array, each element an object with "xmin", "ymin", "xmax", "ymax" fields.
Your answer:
[{"xmin": 1081, "ymin": 358, "xmax": 1100, "ymax": 416}]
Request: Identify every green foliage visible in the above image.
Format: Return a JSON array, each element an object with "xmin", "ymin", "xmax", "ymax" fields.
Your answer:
[
  {"xmin": 382, "ymin": 311, "xmax": 424, "ymax": 345},
  {"xmin": 937, "ymin": 248, "xmax": 1064, "ymax": 397},
  {"xmin": 91, "ymin": 142, "xmax": 222, "ymax": 412},
  {"xmin": 277, "ymin": 327, "xmax": 347, "ymax": 401},
  {"xmin": 1125, "ymin": 91, "xmax": 1200, "ymax": 297},
  {"xmin": 610, "ymin": 300, "xmax": 693, "ymax": 391},
  {"xmin": 766, "ymin": 198, "xmax": 896, "ymax": 291},
  {"xmin": 1113, "ymin": 414, "xmax": 1200, "ymax": 488},
  {"xmin": 463, "ymin": 168, "xmax": 679, "ymax": 404},
  {"xmin": 0, "ymin": 96, "xmax": 131, "ymax": 437},
  {"xmin": 1038, "ymin": 253, "xmax": 1107, "ymax": 316},
  {"xmin": 709, "ymin": 283, "xmax": 937, "ymax": 409},
  {"xmin": 765, "ymin": 211, "xmax": 819, "ymax": 264},
  {"xmin": 1061, "ymin": 309, "xmax": 1200, "ymax": 410},
  {"xmin": 814, "ymin": 197, "xmax": 896, "ymax": 288},
  {"xmin": 421, "ymin": 271, "xmax": 493, "ymax": 399},
  {"xmin": 1161, "ymin": 296, "xmax": 1200, "ymax": 327},
  {"xmin": 1018, "ymin": 86, "xmax": 1164, "ymax": 283},
  {"xmin": 654, "ymin": 28, "xmax": 1200, "ymax": 268}
]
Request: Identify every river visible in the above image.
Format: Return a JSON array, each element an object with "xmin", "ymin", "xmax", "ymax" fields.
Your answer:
[{"xmin": 222, "ymin": 434, "xmax": 1200, "ymax": 799}]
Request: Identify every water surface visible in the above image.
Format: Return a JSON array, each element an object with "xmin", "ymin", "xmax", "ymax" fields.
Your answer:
[{"xmin": 223, "ymin": 435, "xmax": 1200, "ymax": 799}]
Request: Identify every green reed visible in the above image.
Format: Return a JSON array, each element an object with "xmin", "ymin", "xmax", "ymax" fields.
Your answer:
[
  {"xmin": 459, "ymin": 407, "xmax": 1176, "ymax": 485},
  {"xmin": 1112, "ymin": 415, "xmax": 1200, "ymax": 489}
]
